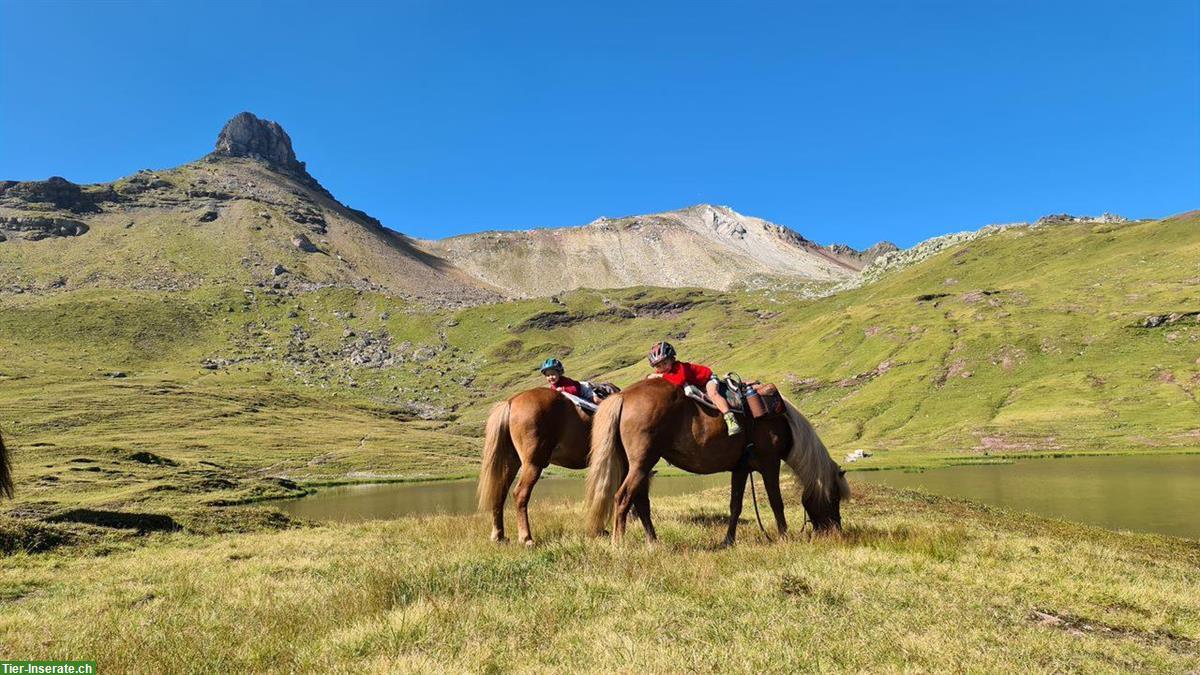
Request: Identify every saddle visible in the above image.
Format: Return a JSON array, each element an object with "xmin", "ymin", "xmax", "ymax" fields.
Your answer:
[
  {"xmin": 683, "ymin": 374, "xmax": 785, "ymax": 419},
  {"xmin": 683, "ymin": 384, "xmax": 744, "ymax": 414}
]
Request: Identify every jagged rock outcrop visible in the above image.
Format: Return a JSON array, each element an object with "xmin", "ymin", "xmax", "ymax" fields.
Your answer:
[
  {"xmin": 210, "ymin": 112, "xmax": 307, "ymax": 174},
  {"xmin": 0, "ymin": 215, "xmax": 89, "ymax": 241},
  {"xmin": 826, "ymin": 241, "xmax": 900, "ymax": 271},
  {"xmin": 1035, "ymin": 213, "xmax": 1128, "ymax": 226},
  {"xmin": 0, "ymin": 177, "xmax": 120, "ymax": 213},
  {"xmin": 1141, "ymin": 312, "xmax": 1199, "ymax": 328},
  {"xmin": 291, "ymin": 234, "xmax": 319, "ymax": 253}
]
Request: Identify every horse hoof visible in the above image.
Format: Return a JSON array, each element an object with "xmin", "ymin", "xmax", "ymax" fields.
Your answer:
[
  {"xmin": 522, "ymin": 539, "xmax": 535, "ymax": 548},
  {"xmin": 490, "ymin": 533, "xmax": 507, "ymax": 543},
  {"xmin": 718, "ymin": 538, "xmax": 736, "ymax": 549}
]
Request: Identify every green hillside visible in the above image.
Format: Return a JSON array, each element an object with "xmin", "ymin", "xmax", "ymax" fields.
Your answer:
[{"xmin": 1, "ymin": 210, "xmax": 1197, "ymax": 538}]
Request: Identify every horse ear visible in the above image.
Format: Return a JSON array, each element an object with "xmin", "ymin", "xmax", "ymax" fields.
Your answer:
[{"xmin": 838, "ymin": 469, "xmax": 846, "ymax": 477}]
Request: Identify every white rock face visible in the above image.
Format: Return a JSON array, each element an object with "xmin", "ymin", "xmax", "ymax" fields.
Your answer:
[{"xmin": 417, "ymin": 204, "xmax": 866, "ymax": 297}]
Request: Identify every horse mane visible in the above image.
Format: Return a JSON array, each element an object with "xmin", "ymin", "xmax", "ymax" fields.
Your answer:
[{"xmin": 781, "ymin": 398, "xmax": 849, "ymax": 503}]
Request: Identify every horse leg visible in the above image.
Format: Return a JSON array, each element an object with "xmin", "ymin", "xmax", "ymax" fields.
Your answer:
[
  {"xmin": 722, "ymin": 469, "xmax": 749, "ymax": 547},
  {"xmin": 612, "ymin": 460, "xmax": 654, "ymax": 544},
  {"xmin": 612, "ymin": 481, "xmax": 630, "ymax": 542},
  {"xmin": 633, "ymin": 483, "xmax": 657, "ymax": 543},
  {"xmin": 761, "ymin": 465, "xmax": 789, "ymax": 539},
  {"xmin": 513, "ymin": 462, "xmax": 543, "ymax": 546},
  {"xmin": 489, "ymin": 460, "xmax": 519, "ymax": 542}
]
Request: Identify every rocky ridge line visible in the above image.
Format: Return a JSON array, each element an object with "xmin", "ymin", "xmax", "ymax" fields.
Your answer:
[{"xmin": 829, "ymin": 212, "xmax": 1134, "ymax": 294}]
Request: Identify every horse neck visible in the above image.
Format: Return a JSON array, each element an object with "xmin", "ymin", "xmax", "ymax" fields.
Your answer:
[{"xmin": 783, "ymin": 408, "xmax": 835, "ymax": 490}]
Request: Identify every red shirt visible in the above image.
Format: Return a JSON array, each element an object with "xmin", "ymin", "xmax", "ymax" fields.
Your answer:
[
  {"xmin": 660, "ymin": 361, "xmax": 713, "ymax": 388},
  {"xmin": 550, "ymin": 376, "xmax": 582, "ymax": 397}
]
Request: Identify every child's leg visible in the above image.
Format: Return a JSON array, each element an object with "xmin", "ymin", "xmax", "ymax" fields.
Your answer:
[{"xmin": 706, "ymin": 379, "xmax": 730, "ymax": 414}]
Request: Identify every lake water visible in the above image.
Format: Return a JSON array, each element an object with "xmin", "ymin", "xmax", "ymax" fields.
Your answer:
[
  {"xmin": 275, "ymin": 454, "xmax": 1200, "ymax": 539},
  {"xmin": 855, "ymin": 454, "xmax": 1200, "ymax": 539}
]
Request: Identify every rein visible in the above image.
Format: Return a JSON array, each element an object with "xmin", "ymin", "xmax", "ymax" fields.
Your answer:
[
  {"xmin": 731, "ymin": 386, "xmax": 809, "ymax": 544},
  {"xmin": 749, "ymin": 472, "xmax": 773, "ymax": 543}
]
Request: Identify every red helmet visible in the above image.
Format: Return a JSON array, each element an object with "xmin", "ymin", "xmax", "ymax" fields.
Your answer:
[{"xmin": 648, "ymin": 341, "xmax": 676, "ymax": 366}]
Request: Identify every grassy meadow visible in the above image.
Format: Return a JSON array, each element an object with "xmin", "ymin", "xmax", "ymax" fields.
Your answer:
[{"xmin": 1, "ymin": 482, "xmax": 1197, "ymax": 672}]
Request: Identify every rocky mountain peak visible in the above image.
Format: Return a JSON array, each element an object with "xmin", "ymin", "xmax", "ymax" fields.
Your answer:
[
  {"xmin": 211, "ymin": 112, "xmax": 306, "ymax": 174},
  {"xmin": 420, "ymin": 203, "xmax": 860, "ymax": 296},
  {"xmin": 824, "ymin": 241, "xmax": 900, "ymax": 271},
  {"xmin": 829, "ymin": 241, "xmax": 899, "ymax": 258},
  {"xmin": 1034, "ymin": 212, "xmax": 1128, "ymax": 226}
]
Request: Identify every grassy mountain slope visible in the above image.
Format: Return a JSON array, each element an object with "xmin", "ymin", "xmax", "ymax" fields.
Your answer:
[
  {"xmin": 1, "ymin": 157, "xmax": 496, "ymax": 307},
  {"xmin": 0, "ymin": 210, "xmax": 1196, "ymax": 533}
]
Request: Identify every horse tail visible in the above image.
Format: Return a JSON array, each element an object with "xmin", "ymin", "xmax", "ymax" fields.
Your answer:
[
  {"xmin": 584, "ymin": 393, "xmax": 626, "ymax": 536},
  {"xmin": 0, "ymin": 428, "xmax": 12, "ymax": 499},
  {"xmin": 781, "ymin": 398, "xmax": 848, "ymax": 530},
  {"xmin": 477, "ymin": 400, "xmax": 519, "ymax": 512}
]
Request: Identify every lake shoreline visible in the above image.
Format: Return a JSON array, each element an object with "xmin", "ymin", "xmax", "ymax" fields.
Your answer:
[{"xmin": 273, "ymin": 451, "xmax": 1200, "ymax": 540}]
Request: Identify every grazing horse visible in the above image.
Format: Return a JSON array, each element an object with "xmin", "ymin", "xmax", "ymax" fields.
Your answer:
[
  {"xmin": 585, "ymin": 378, "xmax": 848, "ymax": 545},
  {"xmin": 478, "ymin": 387, "xmax": 594, "ymax": 545},
  {"xmin": 0, "ymin": 429, "xmax": 12, "ymax": 499}
]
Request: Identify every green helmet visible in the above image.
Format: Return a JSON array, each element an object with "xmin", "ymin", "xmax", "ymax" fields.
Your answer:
[{"xmin": 539, "ymin": 357, "xmax": 564, "ymax": 374}]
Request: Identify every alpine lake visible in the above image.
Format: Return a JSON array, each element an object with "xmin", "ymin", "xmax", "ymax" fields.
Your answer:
[{"xmin": 275, "ymin": 453, "xmax": 1200, "ymax": 540}]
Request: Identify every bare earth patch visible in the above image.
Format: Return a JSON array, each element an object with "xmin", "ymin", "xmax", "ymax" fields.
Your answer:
[
  {"xmin": 1030, "ymin": 608, "xmax": 1196, "ymax": 653},
  {"xmin": 974, "ymin": 435, "xmax": 1063, "ymax": 453}
]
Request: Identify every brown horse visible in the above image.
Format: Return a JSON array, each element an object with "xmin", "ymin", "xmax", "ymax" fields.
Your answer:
[
  {"xmin": 585, "ymin": 378, "xmax": 848, "ymax": 545},
  {"xmin": 0, "ymin": 429, "xmax": 12, "ymax": 499},
  {"xmin": 478, "ymin": 387, "xmax": 594, "ymax": 545}
]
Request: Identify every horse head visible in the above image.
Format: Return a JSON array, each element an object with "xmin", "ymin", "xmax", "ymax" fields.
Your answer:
[{"xmin": 801, "ymin": 465, "xmax": 848, "ymax": 532}]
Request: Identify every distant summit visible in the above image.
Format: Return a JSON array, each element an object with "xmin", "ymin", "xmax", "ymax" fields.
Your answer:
[
  {"xmin": 211, "ymin": 112, "xmax": 307, "ymax": 175},
  {"xmin": 418, "ymin": 204, "xmax": 888, "ymax": 296}
]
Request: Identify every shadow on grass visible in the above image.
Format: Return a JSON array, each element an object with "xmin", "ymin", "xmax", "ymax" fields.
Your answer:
[
  {"xmin": 830, "ymin": 523, "xmax": 969, "ymax": 562},
  {"xmin": 682, "ymin": 511, "xmax": 749, "ymax": 526}
]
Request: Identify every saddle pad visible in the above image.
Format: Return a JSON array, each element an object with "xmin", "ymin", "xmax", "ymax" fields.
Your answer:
[{"xmin": 560, "ymin": 391, "xmax": 598, "ymax": 413}]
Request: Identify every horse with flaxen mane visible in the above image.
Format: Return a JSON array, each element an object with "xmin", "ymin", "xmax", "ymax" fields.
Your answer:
[
  {"xmin": 478, "ymin": 387, "xmax": 594, "ymax": 545},
  {"xmin": 585, "ymin": 378, "xmax": 848, "ymax": 545},
  {"xmin": 0, "ymin": 429, "xmax": 13, "ymax": 499}
]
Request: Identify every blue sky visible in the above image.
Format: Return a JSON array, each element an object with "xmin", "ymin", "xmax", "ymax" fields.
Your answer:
[{"xmin": 1, "ymin": 1, "xmax": 1196, "ymax": 248}]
